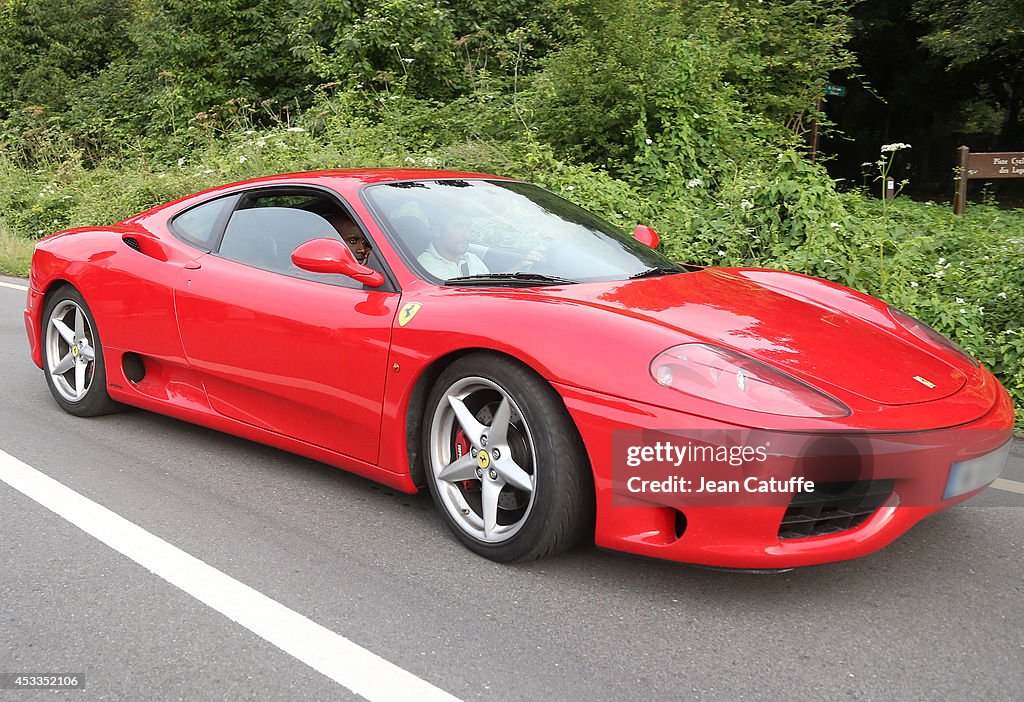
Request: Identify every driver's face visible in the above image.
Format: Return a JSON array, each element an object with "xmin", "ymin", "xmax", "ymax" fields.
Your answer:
[{"xmin": 436, "ymin": 218, "xmax": 471, "ymax": 259}]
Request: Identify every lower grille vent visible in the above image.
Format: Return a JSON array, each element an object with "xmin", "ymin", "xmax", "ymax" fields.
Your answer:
[{"xmin": 779, "ymin": 479, "xmax": 894, "ymax": 539}]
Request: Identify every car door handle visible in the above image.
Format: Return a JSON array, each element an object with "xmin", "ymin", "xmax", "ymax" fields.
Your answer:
[{"xmin": 184, "ymin": 261, "xmax": 202, "ymax": 270}]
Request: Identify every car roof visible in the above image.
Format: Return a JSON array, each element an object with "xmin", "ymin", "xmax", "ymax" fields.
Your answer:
[
  {"xmin": 222, "ymin": 168, "xmax": 507, "ymax": 187},
  {"xmin": 122, "ymin": 169, "xmax": 513, "ymax": 223}
]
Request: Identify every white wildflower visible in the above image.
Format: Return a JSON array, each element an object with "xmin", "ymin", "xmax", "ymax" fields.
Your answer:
[
  {"xmin": 959, "ymin": 308, "xmax": 967, "ymax": 314},
  {"xmin": 740, "ymin": 199, "xmax": 753, "ymax": 210},
  {"xmin": 239, "ymin": 155, "xmax": 247, "ymax": 163},
  {"xmin": 717, "ymin": 250, "xmax": 726, "ymax": 256},
  {"xmin": 566, "ymin": 185, "xmax": 574, "ymax": 191},
  {"xmin": 880, "ymin": 142, "xmax": 912, "ymax": 153},
  {"xmin": 177, "ymin": 157, "xmax": 186, "ymax": 166},
  {"xmin": 686, "ymin": 178, "xmax": 702, "ymax": 189},
  {"xmin": 401, "ymin": 57, "xmax": 414, "ymax": 63},
  {"xmin": 937, "ymin": 257, "xmax": 946, "ymax": 265},
  {"xmin": 956, "ymin": 297, "xmax": 965, "ymax": 304},
  {"xmin": 909, "ymin": 281, "xmax": 919, "ymax": 287},
  {"xmin": 203, "ymin": 168, "xmax": 214, "ymax": 174},
  {"xmin": 286, "ymin": 126, "xmax": 305, "ymax": 133},
  {"xmin": 644, "ymin": 138, "xmax": 653, "ymax": 145},
  {"xmin": 997, "ymin": 292, "xmax": 1007, "ymax": 299},
  {"xmin": 829, "ymin": 222, "xmax": 840, "ymax": 230}
]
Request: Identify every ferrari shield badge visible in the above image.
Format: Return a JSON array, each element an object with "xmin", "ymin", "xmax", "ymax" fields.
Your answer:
[{"xmin": 398, "ymin": 302, "xmax": 423, "ymax": 327}]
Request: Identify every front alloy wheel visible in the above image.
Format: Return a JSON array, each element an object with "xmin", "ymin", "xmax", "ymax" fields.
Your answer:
[{"xmin": 424, "ymin": 354, "xmax": 592, "ymax": 562}]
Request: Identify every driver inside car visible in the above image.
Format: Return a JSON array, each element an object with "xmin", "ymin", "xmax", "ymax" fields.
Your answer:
[
  {"xmin": 417, "ymin": 216, "xmax": 489, "ymax": 279},
  {"xmin": 417, "ymin": 216, "xmax": 547, "ymax": 280}
]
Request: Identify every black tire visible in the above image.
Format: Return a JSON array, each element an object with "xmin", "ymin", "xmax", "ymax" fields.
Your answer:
[
  {"xmin": 40, "ymin": 286, "xmax": 120, "ymax": 417},
  {"xmin": 422, "ymin": 353, "xmax": 593, "ymax": 562}
]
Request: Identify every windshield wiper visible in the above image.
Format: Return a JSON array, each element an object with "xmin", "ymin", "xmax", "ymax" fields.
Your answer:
[
  {"xmin": 628, "ymin": 265, "xmax": 685, "ymax": 279},
  {"xmin": 443, "ymin": 272, "xmax": 578, "ymax": 287}
]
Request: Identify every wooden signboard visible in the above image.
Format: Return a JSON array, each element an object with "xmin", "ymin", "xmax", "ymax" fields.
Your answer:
[{"xmin": 954, "ymin": 146, "xmax": 1024, "ymax": 213}]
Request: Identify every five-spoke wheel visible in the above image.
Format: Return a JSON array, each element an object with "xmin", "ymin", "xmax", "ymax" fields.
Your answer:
[
  {"xmin": 41, "ymin": 287, "xmax": 117, "ymax": 416},
  {"xmin": 424, "ymin": 354, "xmax": 592, "ymax": 561}
]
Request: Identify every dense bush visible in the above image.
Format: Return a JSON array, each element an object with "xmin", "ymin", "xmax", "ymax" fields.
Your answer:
[
  {"xmin": 0, "ymin": 117, "xmax": 1019, "ymax": 426},
  {"xmin": 0, "ymin": 0, "xmax": 1019, "ymax": 426}
]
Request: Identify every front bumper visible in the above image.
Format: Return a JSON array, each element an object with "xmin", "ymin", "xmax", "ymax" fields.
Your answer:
[{"xmin": 556, "ymin": 382, "xmax": 1015, "ymax": 569}]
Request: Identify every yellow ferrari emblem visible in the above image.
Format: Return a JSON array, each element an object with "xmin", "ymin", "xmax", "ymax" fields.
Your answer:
[
  {"xmin": 477, "ymin": 451, "xmax": 491, "ymax": 469},
  {"xmin": 71, "ymin": 345, "xmax": 79, "ymax": 357},
  {"xmin": 398, "ymin": 302, "xmax": 423, "ymax": 327}
]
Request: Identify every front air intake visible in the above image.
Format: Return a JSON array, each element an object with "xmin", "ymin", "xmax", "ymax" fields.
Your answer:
[{"xmin": 778, "ymin": 480, "xmax": 894, "ymax": 539}]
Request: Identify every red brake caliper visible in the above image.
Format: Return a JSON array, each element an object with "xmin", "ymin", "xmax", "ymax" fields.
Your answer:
[{"xmin": 454, "ymin": 429, "xmax": 478, "ymax": 492}]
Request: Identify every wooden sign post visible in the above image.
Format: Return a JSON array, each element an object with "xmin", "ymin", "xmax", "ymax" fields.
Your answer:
[{"xmin": 954, "ymin": 146, "xmax": 1024, "ymax": 214}]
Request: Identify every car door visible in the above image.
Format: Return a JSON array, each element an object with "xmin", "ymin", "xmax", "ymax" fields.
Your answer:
[{"xmin": 172, "ymin": 187, "xmax": 400, "ymax": 464}]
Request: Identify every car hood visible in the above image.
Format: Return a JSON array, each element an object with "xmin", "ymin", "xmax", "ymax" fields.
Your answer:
[{"xmin": 538, "ymin": 268, "xmax": 967, "ymax": 406}]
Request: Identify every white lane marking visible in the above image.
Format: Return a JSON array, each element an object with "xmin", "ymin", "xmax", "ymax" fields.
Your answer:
[
  {"xmin": 0, "ymin": 449, "xmax": 461, "ymax": 702},
  {"xmin": 0, "ymin": 280, "xmax": 28, "ymax": 291},
  {"xmin": 992, "ymin": 477, "xmax": 1024, "ymax": 495}
]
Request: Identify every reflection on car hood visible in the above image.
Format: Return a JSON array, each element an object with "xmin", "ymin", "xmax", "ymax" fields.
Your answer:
[{"xmin": 536, "ymin": 268, "xmax": 967, "ymax": 406}]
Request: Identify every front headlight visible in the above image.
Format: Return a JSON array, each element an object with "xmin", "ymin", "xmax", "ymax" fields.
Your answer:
[
  {"xmin": 888, "ymin": 306, "xmax": 979, "ymax": 367},
  {"xmin": 650, "ymin": 344, "xmax": 850, "ymax": 418}
]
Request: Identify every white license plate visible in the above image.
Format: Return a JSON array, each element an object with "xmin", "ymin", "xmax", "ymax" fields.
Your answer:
[{"xmin": 944, "ymin": 440, "xmax": 1013, "ymax": 499}]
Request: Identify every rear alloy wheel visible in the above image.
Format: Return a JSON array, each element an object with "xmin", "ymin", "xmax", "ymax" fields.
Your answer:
[
  {"xmin": 41, "ymin": 287, "xmax": 118, "ymax": 417},
  {"xmin": 424, "ymin": 354, "xmax": 592, "ymax": 562}
]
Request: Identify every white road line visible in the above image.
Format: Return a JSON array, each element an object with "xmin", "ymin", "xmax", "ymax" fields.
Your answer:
[
  {"xmin": 0, "ymin": 448, "xmax": 461, "ymax": 702},
  {"xmin": 992, "ymin": 477, "xmax": 1024, "ymax": 495},
  {"xmin": 0, "ymin": 280, "xmax": 28, "ymax": 291}
]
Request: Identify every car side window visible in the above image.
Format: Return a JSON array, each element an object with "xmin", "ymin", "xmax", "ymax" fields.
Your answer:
[
  {"xmin": 216, "ymin": 190, "xmax": 372, "ymax": 287},
  {"xmin": 170, "ymin": 196, "xmax": 235, "ymax": 250}
]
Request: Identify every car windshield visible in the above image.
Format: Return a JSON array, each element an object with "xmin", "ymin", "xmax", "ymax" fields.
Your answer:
[{"xmin": 362, "ymin": 179, "xmax": 686, "ymax": 285}]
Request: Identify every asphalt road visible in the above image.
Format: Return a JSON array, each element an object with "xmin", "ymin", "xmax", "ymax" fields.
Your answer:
[{"xmin": 1, "ymin": 273, "xmax": 1022, "ymax": 701}]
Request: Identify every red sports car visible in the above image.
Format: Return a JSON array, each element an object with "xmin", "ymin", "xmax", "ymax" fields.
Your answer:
[{"xmin": 24, "ymin": 169, "xmax": 1014, "ymax": 568}]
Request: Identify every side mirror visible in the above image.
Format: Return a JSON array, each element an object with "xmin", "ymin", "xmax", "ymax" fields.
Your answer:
[
  {"xmin": 291, "ymin": 238, "xmax": 385, "ymax": 288},
  {"xmin": 632, "ymin": 224, "xmax": 659, "ymax": 249}
]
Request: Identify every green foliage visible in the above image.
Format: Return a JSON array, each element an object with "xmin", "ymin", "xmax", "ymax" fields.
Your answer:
[
  {"xmin": 913, "ymin": 0, "xmax": 1024, "ymax": 67},
  {"xmin": 0, "ymin": 0, "xmax": 1019, "ymax": 425},
  {"xmin": 294, "ymin": 0, "xmax": 551, "ymax": 98},
  {"xmin": 131, "ymin": 0, "xmax": 317, "ymax": 120},
  {"xmin": 912, "ymin": 0, "xmax": 1024, "ymax": 141},
  {"xmin": 0, "ymin": 0, "xmax": 133, "ymax": 116},
  {"xmin": 525, "ymin": 0, "xmax": 856, "ymax": 175},
  {"xmin": 0, "ymin": 0, "xmax": 135, "ymax": 160}
]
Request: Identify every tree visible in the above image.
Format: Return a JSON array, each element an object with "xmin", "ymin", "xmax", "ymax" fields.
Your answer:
[
  {"xmin": 913, "ymin": 0, "xmax": 1024, "ymax": 144},
  {"xmin": 0, "ymin": 0, "xmax": 132, "ymax": 118}
]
